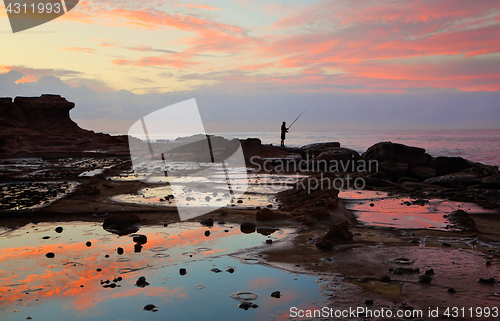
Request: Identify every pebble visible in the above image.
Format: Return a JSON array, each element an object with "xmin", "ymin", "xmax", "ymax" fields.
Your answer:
[
  {"xmin": 117, "ymin": 247, "xmax": 124, "ymax": 255},
  {"xmin": 378, "ymin": 275, "xmax": 391, "ymax": 283},
  {"xmin": 418, "ymin": 275, "xmax": 432, "ymax": 283},
  {"xmin": 45, "ymin": 252, "xmax": 55, "ymax": 258},
  {"xmin": 448, "ymin": 287, "xmax": 457, "ymax": 293},
  {"xmin": 204, "ymin": 230, "xmax": 210, "ymax": 237},
  {"xmin": 179, "ymin": 268, "xmax": 187, "ymax": 276},
  {"xmin": 55, "ymin": 227, "xmax": 63, "ymax": 233},
  {"xmin": 86, "ymin": 241, "xmax": 92, "ymax": 247},
  {"xmin": 270, "ymin": 291, "xmax": 281, "ymax": 298},
  {"xmin": 364, "ymin": 299, "xmax": 374, "ymax": 305},
  {"xmin": 143, "ymin": 304, "xmax": 157, "ymax": 311},
  {"xmin": 135, "ymin": 276, "xmax": 150, "ymax": 287},
  {"xmin": 265, "ymin": 239, "xmax": 273, "ymax": 244}
]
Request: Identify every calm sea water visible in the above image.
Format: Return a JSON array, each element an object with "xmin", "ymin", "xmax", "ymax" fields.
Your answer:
[{"xmin": 213, "ymin": 129, "xmax": 500, "ymax": 167}]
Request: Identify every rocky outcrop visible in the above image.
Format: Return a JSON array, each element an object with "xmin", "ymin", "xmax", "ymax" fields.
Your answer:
[
  {"xmin": 361, "ymin": 141, "xmax": 428, "ymax": 167},
  {"xmin": 0, "ymin": 95, "xmax": 133, "ymax": 157},
  {"xmin": 429, "ymin": 157, "xmax": 473, "ymax": 176}
]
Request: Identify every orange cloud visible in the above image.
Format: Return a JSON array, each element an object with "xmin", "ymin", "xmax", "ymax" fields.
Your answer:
[{"xmin": 60, "ymin": 47, "xmax": 96, "ymax": 54}]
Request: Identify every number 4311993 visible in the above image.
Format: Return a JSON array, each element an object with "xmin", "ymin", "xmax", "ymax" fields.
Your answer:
[
  {"xmin": 444, "ymin": 307, "xmax": 498, "ymax": 318},
  {"xmin": 5, "ymin": 2, "xmax": 62, "ymax": 14}
]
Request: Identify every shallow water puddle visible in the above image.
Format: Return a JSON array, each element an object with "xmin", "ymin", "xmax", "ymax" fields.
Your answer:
[
  {"xmin": 340, "ymin": 190, "xmax": 498, "ymax": 230},
  {"xmin": 111, "ymin": 172, "xmax": 303, "ymax": 209},
  {"xmin": 0, "ymin": 222, "xmax": 324, "ymax": 320}
]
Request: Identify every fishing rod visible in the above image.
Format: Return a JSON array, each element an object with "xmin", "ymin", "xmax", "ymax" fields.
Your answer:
[{"xmin": 288, "ymin": 108, "xmax": 308, "ymax": 130}]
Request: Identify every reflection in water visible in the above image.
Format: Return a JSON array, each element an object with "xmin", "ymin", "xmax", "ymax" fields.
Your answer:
[
  {"xmin": 111, "ymin": 172, "xmax": 304, "ymax": 210},
  {"xmin": 340, "ymin": 190, "xmax": 498, "ymax": 229},
  {"xmin": 0, "ymin": 222, "xmax": 324, "ymax": 320}
]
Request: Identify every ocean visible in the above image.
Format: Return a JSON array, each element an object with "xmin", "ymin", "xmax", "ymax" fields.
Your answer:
[{"xmin": 212, "ymin": 129, "xmax": 500, "ymax": 167}]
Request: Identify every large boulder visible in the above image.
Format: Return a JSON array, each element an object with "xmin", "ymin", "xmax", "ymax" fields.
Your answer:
[
  {"xmin": 378, "ymin": 161, "xmax": 408, "ymax": 180},
  {"xmin": 428, "ymin": 157, "xmax": 474, "ymax": 176},
  {"xmin": 310, "ymin": 147, "xmax": 360, "ymax": 172},
  {"xmin": 361, "ymin": 142, "xmax": 428, "ymax": 167},
  {"xmin": 300, "ymin": 142, "xmax": 341, "ymax": 157}
]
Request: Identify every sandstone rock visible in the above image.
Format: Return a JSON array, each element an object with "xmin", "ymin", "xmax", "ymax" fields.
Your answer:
[
  {"xmin": 424, "ymin": 173, "xmax": 481, "ymax": 187},
  {"xmin": 315, "ymin": 219, "xmax": 353, "ymax": 250},
  {"xmin": 255, "ymin": 208, "xmax": 290, "ymax": 221},
  {"xmin": 0, "ymin": 95, "xmax": 133, "ymax": 157},
  {"xmin": 361, "ymin": 142, "xmax": 428, "ymax": 167}
]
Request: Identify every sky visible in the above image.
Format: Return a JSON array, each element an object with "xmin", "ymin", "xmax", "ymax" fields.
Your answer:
[{"xmin": 1, "ymin": 0, "xmax": 500, "ymax": 134}]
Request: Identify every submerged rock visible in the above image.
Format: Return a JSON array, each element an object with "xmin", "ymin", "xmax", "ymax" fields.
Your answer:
[
  {"xmin": 103, "ymin": 214, "xmax": 140, "ymax": 236},
  {"xmin": 240, "ymin": 222, "xmax": 256, "ymax": 234},
  {"xmin": 270, "ymin": 291, "xmax": 281, "ymax": 298},
  {"xmin": 446, "ymin": 210, "xmax": 476, "ymax": 230},
  {"xmin": 135, "ymin": 276, "xmax": 150, "ymax": 288}
]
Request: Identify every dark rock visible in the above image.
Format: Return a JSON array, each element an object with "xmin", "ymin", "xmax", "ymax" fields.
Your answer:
[
  {"xmin": 482, "ymin": 173, "xmax": 500, "ymax": 189},
  {"xmin": 135, "ymin": 276, "xmax": 150, "ymax": 287},
  {"xmin": 442, "ymin": 242, "xmax": 452, "ymax": 247},
  {"xmin": 256, "ymin": 208, "xmax": 290, "ymax": 221},
  {"xmin": 237, "ymin": 199, "xmax": 243, "ymax": 204},
  {"xmin": 270, "ymin": 291, "xmax": 281, "ymax": 298},
  {"xmin": 134, "ymin": 243, "xmax": 143, "ymax": 253},
  {"xmin": 240, "ymin": 222, "xmax": 256, "ymax": 234},
  {"xmin": 361, "ymin": 142, "xmax": 427, "ymax": 167},
  {"xmin": 446, "ymin": 210, "xmax": 476, "ymax": 230},
  {"xmin": 200, "ymin": 217, "xmax": 214, "ymax": 226},
  {"xmin": 42, "ymin": 236, "xmax": 50, "ymax": 239},
  {"xmin": 133, "ymin": 234, "xmax": 147, "ymax": 245},
  {"xmin": 429, "ymin": 156, "xmax": 474, "ymax": 176},
  {"xmin": 143, "ymin": 304, "xmax": 157, "ymax": 311},
  {"xmin": 226, "ymin": 268, "xmax": 235, "ymax": 273},
  {"xmin": 378, "ymin": 275, "xmax": 391, "ymax": 283},
  {"xmin": 364, "ymin": 299, "xmax": 374, "ymax": 305},
  {"xmin": 210, "ymin": 268, "xmax": 223, "ymax": 273},
  {"xmin": 378, "ymin": 161, "xmax": 408, "ymax": 180},
  {"xmin": 179, "ymin": 268, "xmax": 187, "ymax": 276},
  {"xmin": 85, "ymin": 241, "xmax": 92, "ymax": 247},
  {"xmin": 96, "ymin": 268, "xmax": 102, "ymax": 272},
  {"xmin": 55, "ymin": 227, "xmax": 63, "ymax": 233},
  {"xmin": 479, "ymin": 277, "xmax": 495, "ymax": 284},
  {"xmin": 418, "ymin": 274, "xmax": 432, "ymax": 283},
  {"xmin": 425, "ymin": 269, "xmax": 435, "ymax": 275},
  {"xmin": 310, "ymin": 147, "xmax": 360, "ymax": 171},
  {"xmin": 409, "ymin": 166, "xmax": 437, "ymax": 180},
  {"xmin": 238, "ymin": 302, "xmax": 258, "ymax": 310},
  {"xmin": 424, "ymin": 173, "xmax": 481, "ymax": 187},
  {"xmin": 448, "ymin": 287, "xmax": 457, "ymax": 293},
  {"xmin": 315, "ymin": 219, "xmax": 353, "ymax": 250},
  {"xmin": 265, "ymin": 239, "xmax": 273, "ymax": 244},
  {"xmin": 45, "ymin": 252, "xmax": 55, "ymax": 258},
  {"xmin": 117, "ymin": 247, "xmax": 124, "ymax": 255},
  {"xmin": 103, "ymin": 214, "xmax": 140, "ymax": 236},
  {"xmin": 204, "ymin": 230, "xmax": 210, "ymax": 237}
]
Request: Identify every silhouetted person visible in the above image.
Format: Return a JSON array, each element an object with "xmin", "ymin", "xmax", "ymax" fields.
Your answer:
[{"xmin": 280, "ymin": 121, "xmax": 288, "ymax": 147}]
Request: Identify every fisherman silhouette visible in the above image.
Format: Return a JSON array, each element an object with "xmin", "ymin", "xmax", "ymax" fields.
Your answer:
[{"xmin": 280, "ymin": 121, "xmax": 288, "ymax": 147}]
